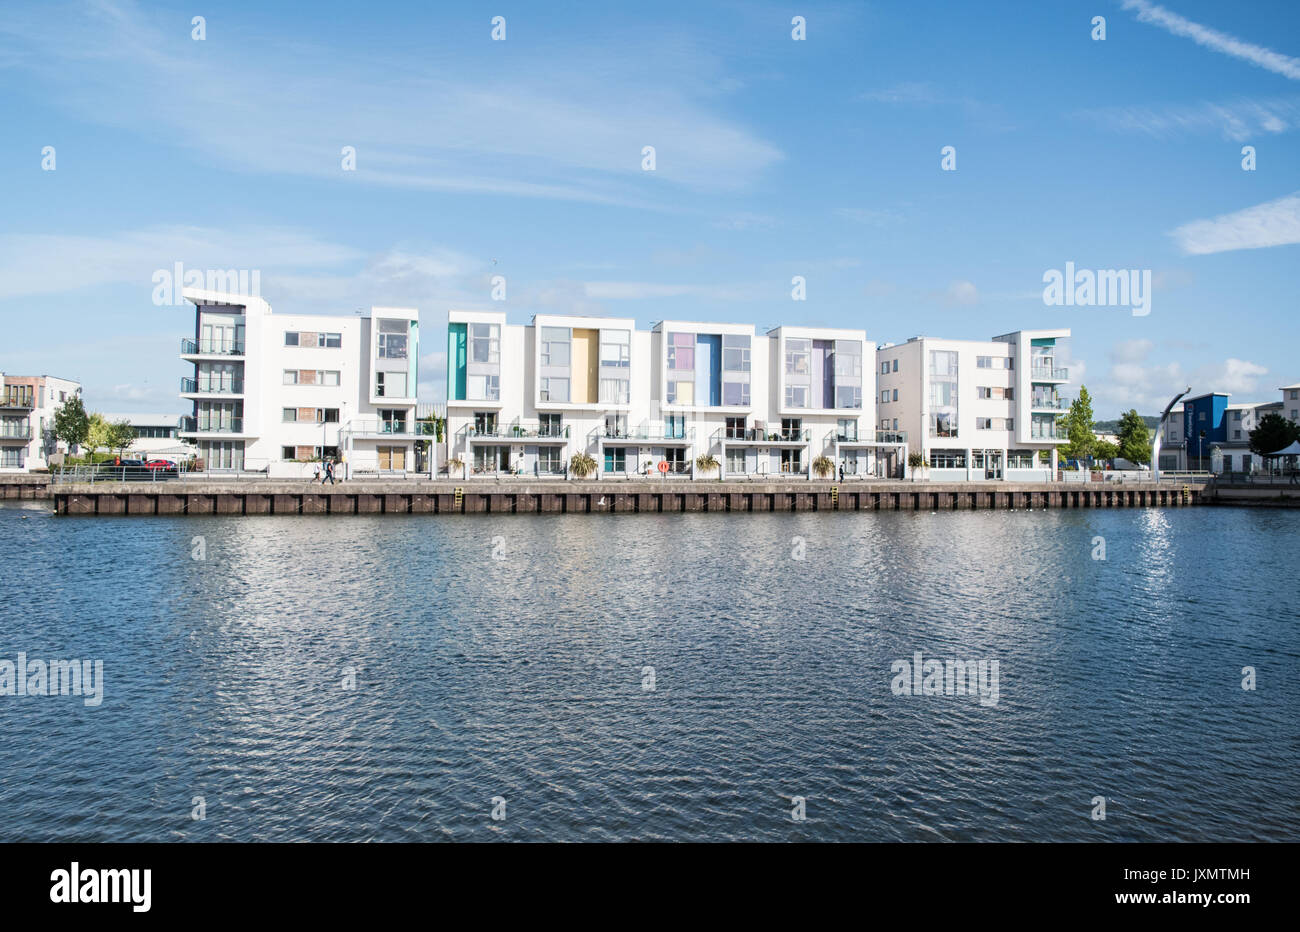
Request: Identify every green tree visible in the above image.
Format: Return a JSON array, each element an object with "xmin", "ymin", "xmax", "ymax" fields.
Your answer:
[
  {"xmin": 1094, "ymin": 439, "xmax": 1119, "ymax": 462},
  {"xmin": 1116, "ymin": 409, "xmax": 1151, "ymax": 464},
  {"xmin": 1060, "ymin": 385, "xmax": 1096, "ymax": 463},
  {"xmin": 53, "ymin": 393, "xmax": 89, "ymax": 456},
  {"xmin": 84, "ymin": 413, "xmax": 110, "ymax": 456},
  {"xmin": 1249, "ymin": 412, "xmax": 1300, "ymax": 457},
  {"xmin": 106, "ymin": 419, "xmax": 136, "ymax": 455}
]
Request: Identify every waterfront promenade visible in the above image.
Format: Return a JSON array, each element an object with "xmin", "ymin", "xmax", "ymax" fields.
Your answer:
[{"xmin": 32, "ymin": 477, "xmax": 1215, "ymax": 516}]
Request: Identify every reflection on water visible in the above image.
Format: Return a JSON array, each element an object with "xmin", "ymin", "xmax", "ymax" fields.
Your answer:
[{"xmin": 0, "ymin": 502, "xmax": 1296, "ymax": 841}]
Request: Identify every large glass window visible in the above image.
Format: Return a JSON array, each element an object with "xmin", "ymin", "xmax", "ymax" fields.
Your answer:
[
  {"xmin": 835, "ymin": 386, "xmax": 862, "ymax": 409},
  {"xmin": 667, "ymin": 332, "xmax": 694, "ymax": 371},
  {"xmin": 723, "ymin": 381, "xmax": 750, "ymax": 406},
  {"xmin": 785, "ymin": 385, "xmax": 808, "ymax": 408},
  {"xmin": 785, "ymin": 338, "xmax": 810, "ymax": 375},
  {"xmin": 929, "ymin": 350, "xmax": 959, "ymax": 438},
  {"xmin": 378, "ymin": 320, "xmax": 408, "ymax": 359},
  {"xmin": 930, "ymin": 450, "xmax": 966, "ymax": 469},
  {"xmin": 834, "ymin": 340, "xmax": 862, "ymax": 378},
  {"xmin": 468, "ymin": 374, "xmax": 500, "ymax": 401},
  {"xmin": 541, "ymin": 327, "xmax": 571, "ymax": 367},
  {"xmin": 726, "ymin": 448, "xmax": 747, "ymax": 474},
  {"xmin": 604, "ymin": 448, "xmax": 627, "ymax": 473},
  {"xmin": 722, "ymin": 334, "xmax": 751, "ymax": 371},
  {"xmin": 667, "ymin": 380, "xmax": 694, "ymax": 405},
  {"xmin": 376, "ymin": 371, "xmax": 408, "ymax": 397},
  {"xmin": 539, "ymin": 377, "xmax": 569, "ymax": 403},
  {"xmin": 725, "ymin": 417, "xmax": 747, "ymax": 439},
  {"xmin": 470, "ymin": 323, "xmax": 500, "ymax": 364},
  {"xmin": 600, "ymin": 378, "xmax": 629, "ymax": 405},
  {"xmin": 599, "ymin": 330, "xmax": 630, "ymax": 367}
]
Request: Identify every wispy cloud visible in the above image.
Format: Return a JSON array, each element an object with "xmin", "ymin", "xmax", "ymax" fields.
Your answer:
[
  {"xmin": 1089, "ymin": 338, "xmax": 1270, "ymax": 413},
  {"xmin": 1079, "ymin": 97, "xmax": 1300, "ymax": 141},
  {"xmin": 1170, "ymin": 192, "xmax": 1300, "ymax": 255},
  {"xmin": 1121, "ymin": 0, "xmax": 1300, "ymax": 80},
  {"xmin": 0, "ymin": 0, "xmax": 782, "ymax": 206}
]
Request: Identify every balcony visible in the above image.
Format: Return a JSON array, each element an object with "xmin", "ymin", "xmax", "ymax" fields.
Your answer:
[
  {"xmin": 181, "ymin": 337, "xmax": 245, "ymax": 357},
  {"xmin": 179, "ymin": 416, "xmax": 244, "ymax": 434},
  {"xmin": 1030, "ymin": 366, "xmax": 1069, "ymax": 381},
  {"xmin": 1030, "ymin": 421, "xmax": 1067, "ymax": 441},
  {"xmin": 1030, "ymin": 395, "xmax": 1067, "ymax": 410},
  {"xmin": 181, "ymin": 377, "xmax": 245, "ymax": 395},
  {"xmin": 825, "ymin": 429, "xmax": 908, "ymax": 446},
  {"xmin": 462, "ymin": 420, "xmax": 571, "ymax": 442},
  {"xmin": 0, "ymin": 396, "xmax": 35, "ymax": 410},
  {"xmin": 589, "ymin": 423, "xmax": 694, "ymax": 444},
  {"xmin": 712, "ymin": 427, "xmax": 811, "ymax": 446},
  {"xmin": 346, "ymin": 417, "xmax": 439, "ymax": 438},
  {"xmin": 0, "ymin": 425, "xmax": 32, "ymax": 441}
]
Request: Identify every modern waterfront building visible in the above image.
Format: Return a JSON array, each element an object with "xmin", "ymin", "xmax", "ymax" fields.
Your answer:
[
  {"xmin": 874, "ymin": 329, "xmax": 1071, "ymax": 480},
  {"xmin": 0, "ymin": 372, "xmax": 83, "ymax": 472},
  {"xmin": 1158, "ymin": 390, "xmax": 1294, "ymax": 474},
  {"xmin": 177, "ymin": 288, "xmax": 423, "ymax": 476},
  {"xmin": 445, "ymin": 310, "xmax": 908, "ymax": 479}
]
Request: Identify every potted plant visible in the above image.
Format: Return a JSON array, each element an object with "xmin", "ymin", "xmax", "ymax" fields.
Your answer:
[
  {"xmin": 695, "ymin": 453, "xmax": 720, "ymax": 479},
  {"xmin": 569, "ymin": 451, "xmax": 597, "ymax": 479},
  {"xmin": 908, "ymin": 451, "xmax": 929, "ymax": 481},
  {"xmin": 446, "ymin": 456, "xmax": 464, "ymax": 478},
  {"xmin": 811, "ymin": 455, "xmax": 834, "ymax": 479}
]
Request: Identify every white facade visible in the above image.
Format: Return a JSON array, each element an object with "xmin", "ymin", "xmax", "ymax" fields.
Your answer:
[
  {"xmin": 178, "ymin": 289, "xmax": 422, "ymax": 476},
  {"xmin": 874, "ymin": 329, "xmax": 1070, "ymax": 481},
  {"xmin": 97, "ymin": 413, "xmax": 195, "ymax": 460},
  {"xmin": 0, "ymin": 372, "xmax": 83, "ymax": 472},
  {"xmin": 444, "ymin": 311, "xmax": 901, "ymax": 480}
]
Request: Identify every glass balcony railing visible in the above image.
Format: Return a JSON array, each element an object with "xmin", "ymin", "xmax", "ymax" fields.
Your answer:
[
  {"xmin": 181, "ymin": 377, "xmax": 245, "ymax": 394},
  {"xmin": 181, "ymin": 338, "xmax": 245, "ymax": 356},
  {"xmin": 592, "ymin": 423, "xmax": 693, "ymax": 443},
  {"xmin": 0, "ymin": 425, "xmax": 32, "ymax": 440},
  {"xmin": 711, "ymin": 427, "xmax": 811, "ymax": 445},
  {"xmin": 179, "ymin": 416, "xmax": 243, "ymax": 433},
  {"xmin": 1030, "ymin": 421, "xmax": 1067, "ymax": 440},
  {"xmin": 0, "ymin": 396, "xmax": 35, "ymax": 409},
  {"xmin": 1030, "ymin": 396, "xmax": 1067, "ymax": 410},
  {"xmin": 1030, "ymin": 366, "xmax": 1069, "ymax": 380},
  {"xmin": 463, "ymin": 420, "xmax": 571, "ymax": 440}
]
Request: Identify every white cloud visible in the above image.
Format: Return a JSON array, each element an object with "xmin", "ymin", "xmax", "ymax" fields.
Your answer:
[
  {"xmin": 1080, "ymin": 97, "xmax": 1300, "ymax": 141},
  {"xmin": 1170, "ymin": 192, "xmax": 1300, "ymax": 254},
  {"xmin": 1121, "ymin": 0, "xmax": 1300, "ymax": 80},
  {"xmin": 1, "ymin": 0, "xmax": 781, "ymax": 205},
  {"xmin": 1110, "ymin": 339, "xmax": 1156, "ymax": 364},
  {"xmin": 944, "ymin": 280, "xmax": 979, "ymax": 305},
  {"xmin": 1087, "ymin": 339, "xmax": 1270, "ymax": 413}
]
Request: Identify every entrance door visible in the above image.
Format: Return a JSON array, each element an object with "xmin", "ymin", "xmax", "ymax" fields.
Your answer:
[{"xmin": 985, "ymin": 450, "xmax": 1002, "ymax": 480}]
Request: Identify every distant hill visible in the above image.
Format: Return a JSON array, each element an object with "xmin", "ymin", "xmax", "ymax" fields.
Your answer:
[{"xmin": 1094, "ymin": 416, "xmax": 1161, "ymax": 432}]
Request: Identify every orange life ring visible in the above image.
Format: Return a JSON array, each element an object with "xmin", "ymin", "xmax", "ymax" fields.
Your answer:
[{"xmin": 657, "ymin": 460, "xmax": 670, "ymax": 474}]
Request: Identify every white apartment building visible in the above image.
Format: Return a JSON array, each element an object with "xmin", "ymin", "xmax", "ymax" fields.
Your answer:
[
  {"xmin": 874, "ymin": 329, "xmax": 1070, "ymax": 480},
  {"xmin": 178, "ymin": 288, "xmax": 423, "ymax": 476},
  {"xmin": 444, "ymin": 311, "xmax": 904, "ymax": 479},
  {"xmin": 0, "ymin": 372, "xmax": 83, "ymax": 472}
]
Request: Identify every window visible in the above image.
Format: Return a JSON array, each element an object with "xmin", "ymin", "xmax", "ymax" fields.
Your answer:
[
  {"xmin": 976, "ymin": 356, "xmax": 1012, "ymax": 370},
  {"xmin": 892, "ymin": 389, "xmax": 898, "ymax": 402},
  {"xmin": 667, "ymin": 380, "xmax": 694, "ymax": 405},
  {"xmin": 785, "ymin": 385, "xmax": 808, "ymax": 408},
  {"xmin": 723, "ymin": 334, "xmax": 751, "ymax": 372},
  {"xmin": 834, "ymin": 341, "xmax": 862, "ymax": 378},
  {"xmin": 1233, "ymin": 410, "xmax": 1242, "ymax": 420},
  {"xmin": 320, "ymin": 370, "xmax": 340, "ymax": 386},
  {"xmin": 780, "ymin": 449, "xmax": 803, "ymax": 473},
  {"xmin": 837, "ymin": 418, "xmax": 858, "ymax": 441},
  {"xmin": 893, "ymin": 359, "xmax": 898, "ymax": 373},
  {"xmin": 726, "ymin": 448, "xmax": 747, "ymax": 474},
  {"xmin": 539, "ymin": 377, "xmax": 569, "ymax": 403},
  {"xmin": 1290, "ymin": 390, "xmax": 1299, "ymax": 400},
  {"xmin": 281, "ymin": 446, "xmax": 296, "ymax": 460},
  {"xmin": 835, "ymin": 385, "xmax": 862, "ymax": 409},
  {"xmin": 604, "ymin": 447, "xmax": 627, "ymax": 473},
  {"xmin": 930, "ymin": 412, "xmax": 957, "ymax": 437},
  {"xmin": 781, "ymin": 418, "xmax": 803, "ymax": 440},
  {"xmin": 930, "ymin": 450, "xmax": 966, "ymax": 469},
  {"xmin": 977, "ymin": 386, "xmax": 1013, "ymax": 400},
  {"xmin": 379, "ymin": 409, "xmax": 405, "ymax": 432},
  {"xmin": 599, "ymin": 330, "xmax": 630, "ymax": 367},
  {"xmin": 284, "ymin": 332, "xmax": 299, "ymax": 346},
  {"xmin": 283, "ymin": 370, "xmax": 298, "ymax": 385},
  {"xmin": 538, "ymin": 447, "xmax": 562, "ymax": 473},
  {"xmin": 725, "ymin": 417, "xmax": 747, "ymax": 439},
  {"xmin": 539, "ymin": 414, "xmax": 564, "ymax": 437},
  {"xmin": 722, "ymin": 381, "xmax": 750, "ymax": 406},
  {"xmin": 605, "ymin": 413, "xmax": 628, "ymax": 437},
  {"xmin": 474, "ymin": 412, "xmax": 497, "ymax": 434},
  {"xmin": 322, "ymin": 333, "xmax": 342, "ymax": 348},
  {"xmin": 376, "ymin": 371, "xmax": 408, "ymax": 397},
  {"xmin": 541, "ymin": 327, "xmax": 571, "ymax": 367},
  {"xmin": 785, "ymin": 338, "xmax": 810, "ymax": 375},
  {"xmin": 282, "ymin": 408, "xmax": 297, "ymax": 422},
  {"xmin": 1007, "ymin": 450, "xmax": 1036, "ymax": 469},
  {"xmin": 893, "ymin": 418, "xmax": 898, "ymax": 430},
  {"xmin": 667, "ymin": 332, "xmax": 694, "ymax": 371},
  {"xmin": 378, "ymin": 320, "xmax": 408, "ymax": 359},
  {"xmin": 600, "ymin": 378, "xmax": 630, "ymax": 405},
  {"xmin": 665, "ymin": 415, "xmax": 687, "ymax": 439},
  {"xmin": 318, "ymin": 408, "xmax": 340, "ymax": 424},
  {"xmin": 881, "ymin": 361, "xmax": 890, "ymax": 375},
  {"xmin": 468, "ymin": 374, "xmax": 499, "ymax": 401},
  {"xmin": 881, "ymin": 389, "xmax": 890, "ymax": 404},
  {"xmin": 470, "ymin": 323, "xmax": 500, "ymax": 364}
]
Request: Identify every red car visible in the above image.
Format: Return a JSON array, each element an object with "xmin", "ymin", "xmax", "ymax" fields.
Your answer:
[{"xmin": 143, "ymin": 459, "xmax": 177, "ymax": 472}]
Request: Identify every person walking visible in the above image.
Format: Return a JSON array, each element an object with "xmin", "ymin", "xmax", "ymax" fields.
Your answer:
[
  {"xmin": 838, "ymin": 463, "xmax": 844, "ymax": 482},
  {"xmin": 324, "ymin": 458, "xmax": 336, "ymax": 485}
]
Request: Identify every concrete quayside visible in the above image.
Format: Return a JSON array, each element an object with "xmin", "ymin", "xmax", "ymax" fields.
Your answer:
[{"xmin": 41, "ymin": 478, "xmax": 1215, "ymax": 516}]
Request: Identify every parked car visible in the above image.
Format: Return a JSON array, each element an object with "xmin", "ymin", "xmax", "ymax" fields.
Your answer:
[{"xmin": 143, "ymin": 459, "xmax": 177, "ymax": 472}]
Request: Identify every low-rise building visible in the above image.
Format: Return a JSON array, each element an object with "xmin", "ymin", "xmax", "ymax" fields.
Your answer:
[
  {"xmin": 96, "ymin": 413, "xmax": 195, "ymax": 460},
  {"xmin": 874, "ymin": 329, "xmax": 1070, "ymax": 480},
  {"xmin": 177, "ymin": 288, "xmax": 422, "ymax": 476},
  {"xmin": 0, "ymin": 372, "xmax": 83, "ymax": 472}
]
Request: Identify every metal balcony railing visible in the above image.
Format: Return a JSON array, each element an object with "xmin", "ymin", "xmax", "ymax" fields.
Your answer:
[
  {"xmin": 711, "ymin": 427, "xmax": 811, "ymax": 445},
  {"xmin": 179, "ymin": 416, "xmax": 244, "ymax": 433},
  {"xmin": 181, "ymin": 337, "xmax": 245, "ymax": 356},
  {"xmin": 824, "ymin": 429, "xmax": 909, "ymax": 445},
  {"xmin": 589, "ymin": 423, "xmax": 694, "ymax": 444},
  {"xmin": 0, "ymin": 425, "xmax": 32, "ymax": 440},
  {"xmin": 0, "ymin": 396, "xmax": 35, "ymax": 409},
  {"xmin": 181, "ymin": 377, "xmax": 245, "ymax": 394},
  {"xmin": 461, "ymin": 420, "xmax": 571, "ymax": 440}
]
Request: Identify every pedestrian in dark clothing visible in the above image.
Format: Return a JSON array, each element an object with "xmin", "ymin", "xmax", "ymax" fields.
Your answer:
[
  {"xmin": 324, "ymin": 459, "xmax": 336, "ymax": 485},
  {"xmin": 838, "ymin": 464, "xmax": 844, "ymax": 482}
]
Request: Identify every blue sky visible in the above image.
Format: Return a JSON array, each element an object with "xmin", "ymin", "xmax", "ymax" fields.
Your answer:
[{"xmin": 2, "ymin": 0, "xmax": 1298, "ymax": 414}]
